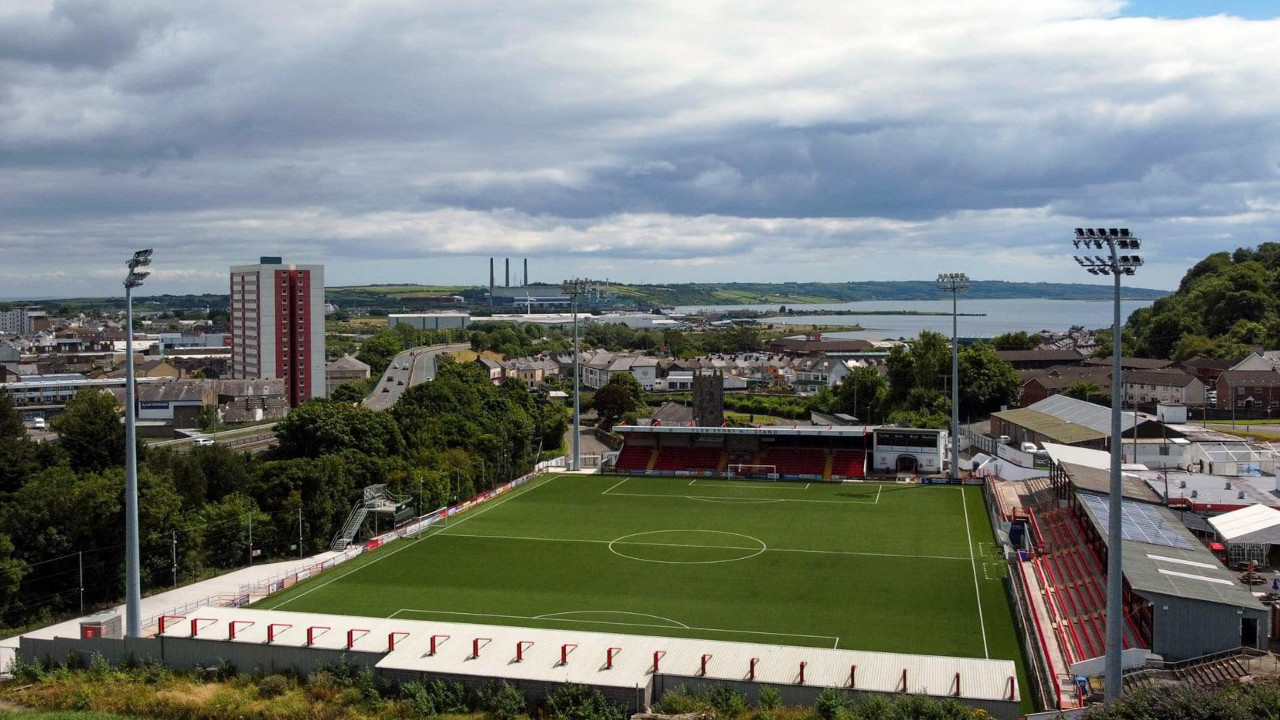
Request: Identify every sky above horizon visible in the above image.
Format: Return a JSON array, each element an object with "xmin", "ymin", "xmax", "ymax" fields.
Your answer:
[{"xmin": 2, "ymin": 1, "xmax": 1278, "ymax": 299}]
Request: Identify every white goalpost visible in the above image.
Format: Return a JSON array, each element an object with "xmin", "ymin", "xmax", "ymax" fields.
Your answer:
[{"xmin": 726, "ymin": 464, "xmax": 779, "ymax": 481}]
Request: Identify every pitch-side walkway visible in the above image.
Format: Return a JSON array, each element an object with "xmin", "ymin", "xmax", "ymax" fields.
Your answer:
[{"xmin": 1, "ymin": 551, "xmax": 344, "ymax": 676}]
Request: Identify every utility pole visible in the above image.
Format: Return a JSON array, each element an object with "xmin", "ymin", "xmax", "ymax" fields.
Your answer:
[{"xmin": 171, "ymin": 530, "xmax": 177, "ymax": 588}]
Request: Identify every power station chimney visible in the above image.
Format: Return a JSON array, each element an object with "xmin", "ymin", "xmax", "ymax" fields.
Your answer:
[
  {"xmin": 505, "ymin": 258, "xmax": 510, "ymax": 287},
  {"xmin": 489, "ymin": 258, "xmax": 495, "ymax": 307},
  {"xmin": 524, "ymin": 258, "xmax": 529, "ymax": 286}
]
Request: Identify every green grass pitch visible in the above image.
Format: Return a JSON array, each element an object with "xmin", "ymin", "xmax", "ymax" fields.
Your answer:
[{"xmin": 257, "ymin": 474, "xmax": 1027, "ymax": 685}]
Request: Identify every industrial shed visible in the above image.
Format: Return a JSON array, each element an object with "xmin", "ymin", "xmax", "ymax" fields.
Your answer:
[
  {"xmin": 17, "ymin": 606, "xmax": 1023, "ymax": 720},
  {"xmin": 1209, "ymin": 504, "xmax": 1280, "ymax": 567}
]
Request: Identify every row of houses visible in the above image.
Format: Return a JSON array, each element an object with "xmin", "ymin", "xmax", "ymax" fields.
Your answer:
[
  {"xmin": 1004, "ymin": 350, "xmax": 1280, "ymax": 412},
  {"xmin": 478, "ymin": 349, "xmax": 888, "ymax": 394}
]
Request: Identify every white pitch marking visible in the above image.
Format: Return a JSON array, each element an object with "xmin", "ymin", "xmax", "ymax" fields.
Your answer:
[
  {"xmin": 265, "ymin": 474, "xmax": 558, "ymax": 610},
  {"xmin": 961, "ymin": 487, "xmax": 990, "ymax": 659},
  {"xmin": 394, "ymin": 608, "xmax": 838, "ymax": 645}
]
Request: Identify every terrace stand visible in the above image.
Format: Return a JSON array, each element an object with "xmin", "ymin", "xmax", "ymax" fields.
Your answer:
[
  {"xmin": 749, "ymin": 657, "xmax": 759, "ymax": 681},
  {"xmin": 158, "ymin": 615, "xmax": 185, "ymax": 634},
  {"xmin": 700, "ymin": 653, "xmax": 712, "ymax": 677},
  {"xmin": 606, "ymin": 647, "xmax": 621, "ymax": 669},
  {"xmin": 849, "ymin": 664, "xmax": 856, "ymax": 688},
  {"xmin": 189, "ymin": 618, "xmax": 216, "ymax": 638},
  {"xmin": 798, "ymin": 661, "xmax": 807, "ymax": 685},
  {"xmin": 472, "ymin": 637, "xmax": 491, "ymax": 659}
]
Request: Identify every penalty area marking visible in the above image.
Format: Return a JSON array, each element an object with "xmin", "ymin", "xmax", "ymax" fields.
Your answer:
[{"xmin": 390, "ymin": 607, "xmax": 839, "ymax": 647}]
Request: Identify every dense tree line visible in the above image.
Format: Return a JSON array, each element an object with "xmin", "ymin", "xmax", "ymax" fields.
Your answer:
[
  {"xmin": 825, "ymin": 331, "xmax": 1019, "ymax": 428},
  {"xmin": 1128, "ymin": 242, "xmax": 1280, "ymax": 361},
  {"xmin": 0, "ymin": 361, "xmax": 567, "ymax": 632}
]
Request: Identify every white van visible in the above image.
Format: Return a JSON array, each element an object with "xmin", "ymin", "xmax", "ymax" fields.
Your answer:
[
  {"xmin": 1020, "ymin": 441, "xmax": 1038, "ymax": 453},
  {"xmin": 31, "ymin": 417, "xmax": 46, "ymax": 430}
]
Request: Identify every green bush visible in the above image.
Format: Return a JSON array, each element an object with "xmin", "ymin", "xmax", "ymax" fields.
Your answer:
[
  {"xmin": 705, "ymin": 684, "xmax": 748, "ymax": 717},
  {"xmin": 545, "ymin": 683, "xmax": 626, "ymax": 720},
  {"xmin": 757, "ymin": 685, "xmax": 781, "ymax": 711},
  {"xmin": 398, "ymin": 678, "xmax": 472, "ymax": 716},
  {"xmin": 814, "ymin": 687, "xmax": 851, "ymax": 720},
  {"xmin": 654, "ymin": 686, "xmax": 701, "ymax": 714},
  {"xmin": 478, "ymin": 680, "xmax": 526, "ymax": 720},
  {"xmin": 258, "ymin": 673, "xmax": 291, "ymax": 699}
]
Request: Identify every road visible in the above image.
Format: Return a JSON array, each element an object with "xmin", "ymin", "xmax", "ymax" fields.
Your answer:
[{"xmin": 363, "ymin": 343, "xmax": 469, "ymax": 411}]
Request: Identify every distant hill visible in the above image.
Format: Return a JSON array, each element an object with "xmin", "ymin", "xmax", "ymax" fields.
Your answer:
[
  {"xmin": 602, "ymin": 280, "xmax": 1167, "ymax": 307},
  {"xmin": 5, "ymin": 281, "xmax": 1166, "ymax": 314}
]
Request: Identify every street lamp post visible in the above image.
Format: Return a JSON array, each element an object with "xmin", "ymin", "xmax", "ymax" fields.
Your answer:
[
  {"xmin": 937, "ymin": 273, "xmax": 969, "ymax": 481},
  {"xmin": 1072, "ymin": 227, "xmax": 1142, "ymax": 700},
  {"xmin": 562, "ymin": 279, "xmax": 593, "ymax": 472},
  {"xmin": 123, "ymin": 249, "xmax": 153, "ymax": 637}
]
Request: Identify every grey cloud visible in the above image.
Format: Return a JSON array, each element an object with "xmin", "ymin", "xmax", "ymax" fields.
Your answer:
[{"xmin": 0, "ymin": 0, "xmax": 168, "ymax": 70}]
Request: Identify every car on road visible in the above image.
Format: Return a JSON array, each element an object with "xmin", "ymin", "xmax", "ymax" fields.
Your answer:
[{"xmin": 193, "ymin": 438, "xmax": 214, "ymax": 447}]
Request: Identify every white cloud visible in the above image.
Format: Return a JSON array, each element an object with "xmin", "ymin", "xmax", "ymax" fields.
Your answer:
[{"xmin": 0, "ymin": 0, "xmax": 1278, "ymax": 298}]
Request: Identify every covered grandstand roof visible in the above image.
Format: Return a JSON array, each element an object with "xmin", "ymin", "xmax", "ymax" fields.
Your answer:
[
  {"xmin": 989, "ymin": 407, "xmax": 1107, "ymax": 445},
  {"xmin": 1042, "ymin": 443, "xmax": 1162, "ymax": 502},
  {"xmin": 1027, "ymin": 394, "xmax": 1146, "ymax": 437},
  {"xmin": 1209, "ymin": 504, "xmax": 1280, "ymax": 545},
  {"xmin": 615, "ymin": 424, "xmax": 872, "ymax": 437},
  {"xmin": 147, "ymin": 606, "xmax": 1020, "ymax": 705},
  {"xmin": 1075, "ymin": 493, "xmax": 1266, "ymax": 610}
]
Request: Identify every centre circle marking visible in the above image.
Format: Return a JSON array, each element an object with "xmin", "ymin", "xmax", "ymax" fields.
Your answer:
[{"xmin": 607, "ymin": 529, "xmax": 768, "ymax": 564}]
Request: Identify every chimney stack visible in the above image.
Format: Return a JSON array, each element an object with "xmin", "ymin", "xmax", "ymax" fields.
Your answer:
[
  {"xmin": 489, "ymin": 258, "xmax": 495, "ymax": 307},
  {"xmin": 505, "ymin": 258, "xmax": 510, "ymax": 287},
  {"xmin": 524, "ymin": 258, "xmax": 529, "ymax": 286}
]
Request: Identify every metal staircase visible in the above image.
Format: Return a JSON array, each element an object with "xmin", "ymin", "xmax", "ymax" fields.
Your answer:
[{"xmin": 329, "ymin": 484, "xmax": 408, "ymax": 551}]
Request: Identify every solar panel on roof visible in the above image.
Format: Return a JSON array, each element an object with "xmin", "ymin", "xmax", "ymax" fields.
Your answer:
[{"xmin": 1080, "ymin": 493, "xmax": 1193, "ymax": 550}]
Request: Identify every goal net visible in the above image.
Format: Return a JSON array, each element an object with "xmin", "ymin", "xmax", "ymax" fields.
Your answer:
[{"xmin": 726, "ymin": 464, "xmax": 779, "ymax": 481}]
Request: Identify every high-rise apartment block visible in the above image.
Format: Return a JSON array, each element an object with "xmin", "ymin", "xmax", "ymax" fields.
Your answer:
[{"xmin": 229, "ymin": 257, "xmax": 326, "ymax": 406}]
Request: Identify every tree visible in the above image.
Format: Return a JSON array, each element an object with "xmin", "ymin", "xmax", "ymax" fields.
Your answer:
[
  {"xmin": 988, "ymin": 331, "xmax": 1041, "ymax": 351},
  {"xmin": 833, "ymin": 367, "xmax": 888, "ymax": 422},
  {"xmin": 0, "ymin": 388, "xmax": 25, "ymax": 440},
  {"xmin": 51, "ymin": 388, "xmax": 127, "ymax": 474},
  {"xmin": 273, "ymin": 398, "xmax": 406, "ymax": 460},
  {"xmin": 592, "ymin": 382, "xmax": 637, "ymax": 429},
  {"xmin": 957, "ymin": 343, "xmax": 1020, "ymax": 418},
  {"xmin": 0, "ymin": 533, "xmax": 25, "ymax": 623},
  {"xmin": 331, "ymin": 377, "xmax": 376, "ymax": 403},
  {"xmin": 1062, "ymin": 381, "xmax": 1109, "ymax": 407},
  {"xmin": 357, "ymin": 331, "xmax": 403, "ymax": 374}
]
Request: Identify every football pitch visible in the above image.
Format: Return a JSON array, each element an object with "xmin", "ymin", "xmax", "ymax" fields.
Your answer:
[{"xmin": 257, "ymin": 474, "xmax": 1024, "ymax": 666}]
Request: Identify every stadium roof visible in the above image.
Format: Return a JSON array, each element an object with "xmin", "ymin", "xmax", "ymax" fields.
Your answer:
[
  {"xmin": 149, "ymin": 606, "xmax": 1020, "ymax": 705},
  {"xmin": 615, "ymin": 424, "xmax": 872, "ymax": 437},
  {"xmin": 1075, "ymin": 493, "xmax": 1266, "ymax": 611},
  {"xmin": 1209, "ymin": 504, "xmax": 1280, "ymax": 545},
  {"xmin": 1027, "ymin": 394, "xmax": 1143, "ymax": 437},
  {"xmin": 990, "ymin": 407, "xmax": 1107, "ymax": 445}
]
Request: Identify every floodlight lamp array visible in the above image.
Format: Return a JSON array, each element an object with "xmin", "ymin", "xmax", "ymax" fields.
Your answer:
[
  {"xmin": 125, "ymin": 248, "xmax": 154, "ymax": 288},
  {"xmin": 936, "ymin": 272, "xmax": 970, "ymax": 290},
  {"xmin": 1071, "ymin": 228, "xmax": 1141, "ymax": 276}
]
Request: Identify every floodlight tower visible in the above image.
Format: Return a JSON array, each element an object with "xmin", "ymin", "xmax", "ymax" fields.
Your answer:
[
  {"xmin": 123, "ymin": 248, "xmax": 153, "ymax": 637},
  {"xmin": 561, "ymin": 279, "xmax": 593, "ymax": 471},
  {"xmin": 1071, "ymin": 227, "xmax": 1142, "ymax": 700},
  {"xmin": 937, "ymin": 273, "xmax": 969, "ymax": 482}
]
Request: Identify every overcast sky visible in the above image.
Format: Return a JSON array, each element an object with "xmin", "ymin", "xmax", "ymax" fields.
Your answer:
[{"xmin": 2, "ymin": 0, "xmax": 1278, "ymax": 299}]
